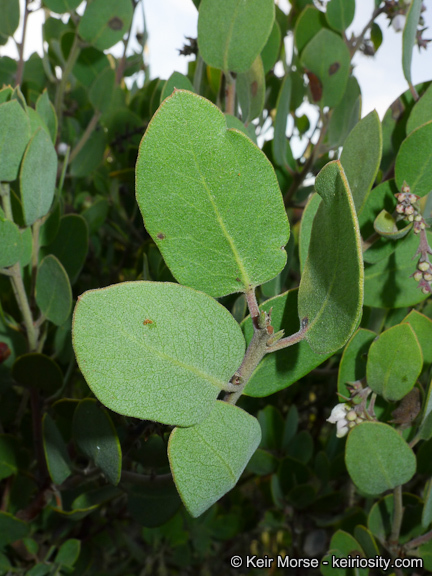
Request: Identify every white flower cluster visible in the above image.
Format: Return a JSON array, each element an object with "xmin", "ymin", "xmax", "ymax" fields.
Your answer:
[{"xmin": 327, "ymin": 403, "xmax": 363, "ymax": 438}]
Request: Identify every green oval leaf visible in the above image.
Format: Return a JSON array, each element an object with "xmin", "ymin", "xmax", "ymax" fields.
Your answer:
[
  {"xmin": 136, "ymin": 90, "xmax": 289, "ymax": 298},
  {"xmin": 327, "ymin": 76, "xmax": 361, "ymax": 148},
  {"xmin": 20, "ymin": 128, "xmax": 57, "ymax": 226},
  {"xmin": 395, "ymin": 120, "xmax": 432, "ymax": 198},
  {"xmin": 78, "ymin": 0, "xmax": 133, "ymax": 51},
  {"xmin": 36, "ymin": 255, "xmax": 72, "ymax": 326},
  {"xmin": 73, "ymin": 399, "xmax": 122, "ymax": 485},
  {"xmin": 197, "ymin": 0, "xmax": 275, "ymax": 73},
  {"xmin": 366, "ymin": 323, "xmax": 423, "ymax": 402},
  {"xmin": 0, "ymin": 0, "xmax": 20, "ymax": 42},
  {"xmin": 337, "ymin": 328, "xmax": 376, "ymax": 398},
  {"xmin": 300, "ymin": 29, "xmax": 350, "ymax": 108},
  {"xmin": 242, "ymin": 289, "xmax": 332, "ymax": 397},
  {"xmin": 345, "ymin": 422, "xmax": 416, "ymax": 494},
  {"xmin": 72, "ymin": 282, "xmax": 245, "ymax": 427},
  {"xmin": 402, "ymin": 0, "xmax": 422, "ymax": 86},
  {"xmin": 43, "ymin": 0, "xmax": 82, "ymax": 14},
  {"xmin": 325, "ymin": 0, "xmax": 355, "ymax": 32},
  {"xmin": 168, "ymin": 401, "xmax": 261, "ymax": 517},
  {"xmin": 373, "ymin": 209, "xmax": 412, "ymax": 239},
  {"xmin": 298, "ymin": 160, "xmax": 364, "ymax": 354},
  {"xmin": 237, "ymin": 55, "xmax": 265, "ymax": 124},
  {"xmin": 54, "ymin": 539, "xmax": 81, "ymax": 568},
  {"xmin": 35, "ymin": 89, "xmax": 57, "ymax": 144},
  {"xmin": 160, "ymin": 72, "xmax": 194, "ymax": 103},
  {"xmin": 294, "ymin": 6, "xmax": 326, "ymax": 55},
  {"xmin": 0, "ymin": 100, "xmax": 31, "ymax": 182},
  {"xmin": 0, "ymin": 217, "xmax": 22, "ymax": 268},
  {"xmin": 407, "ymin": 83, "xmax": 432, "ymax": 134},
  {"xmin": 0, "ymin": 512, "xmax": 29, "ymax": 547},
  {"xmin": 42, "ymin": 413, "xmax": 73, "ymax": 485},
  {"xmin": 340, "ymin": 110, "xmax": 382, "ymax": 214},
  {"xmin": 261, "ymin": 19, "xmax": 281, "ymax": 74},
  {"xmin": 403, "ymin": 310, "xmax": 432, "ymax": 372}
]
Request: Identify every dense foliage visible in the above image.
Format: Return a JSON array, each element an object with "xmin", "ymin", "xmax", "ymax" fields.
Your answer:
[{"xmin": 0, "ymin": 0, "xmax": 432, "ymax": 574}]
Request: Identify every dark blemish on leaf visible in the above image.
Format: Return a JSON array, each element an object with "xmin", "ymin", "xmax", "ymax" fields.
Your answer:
[
  {"xmin": 143, "ymin": 319, "xmax": 153, "ymax": 325},
  {"xmin": 251, "ymin": 81, "xmax": 258, "ymax": 97},
  {"xmin": 108, "ymin": 17, "xmax": 123, "ymax": 31},
  {"xmin": 305, "ymin": 71, "xmax": 322, "ymax": 102},
  {"xmin": 157, "ymin": 233, "xmax": 165, "ymax": 240},
  {"xmin": 328, "ymin": 62, "xmax": 340, "ymax": 76},
  {"xmin": 236, "ymin": 277, "xmax": 241, "ymax": 282},
  {"xmin": 301, "ymin": 317, "xmax": 309, "ymax": 330}
]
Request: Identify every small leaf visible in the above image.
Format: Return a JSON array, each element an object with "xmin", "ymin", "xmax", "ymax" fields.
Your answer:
[
  {"xmin": 322, "ymin": 531, "xmax": 367, "ymax": 576},
  {"xmin": 395, "ymin": 120, "xmax": 432, "ymax": 198},
  {"xmin": 197, "ymin": 0, "xmax": 275, "ymax": 73},
  {"xmin": 294, "ymin": 6, "xmax": 326, "ymax": 55},
  {"xmin": 0, "ymin": 100, "xmax": 31, "ymax": 182},
  {"xmin": 73, "ymin": 399, "xmax": 122, "ymax": 485},
  {"xmin": 126, "ymin": 480, "xmax": 181, "ymax": 528},
  {"xmin": 327, "ymin": 76, "xmax": 361, "ymax": 147},
  {"xmin": 242, "ymin": 288, "xmax": 332, "ymax": 397},
  {"xmin": 89, "ymin": 68, "xmax": 115, "ymax": 114},
  {"xmin": 20, "ymin": 128, "xmax": 57, "ymax": 226},
  {"xmin": 353, "ymin": 525, "xmax": 380, "ymax": 558},
  {"xmin": 160, "ymin": 72, "xmax": 194, "ymax": 103},
  {"xmin": 0, "ymin": 218, "xmax": 22, "ymax": 268},
  {"xmin": 136, "ymin": 90, "xmax": 289, "ymax": 298},
  {"xmin": 373, "ymin": 209, "xmax": 412, "ymax": 239},
  {"xmin": 299, "ymin": 192, "xmax": 321, "ymax": 272},
  {"xmin": 237, "ymin": 56, "xmax": 265, "ymax": 124},
  {"xmin": 340, "ymin": 110, "xmax": 382, "ymax": 214},
  {"xmin": 0, "ymin": 0, "xmax": 20, "ymax": 42},
  {"xmin": 78, "ymin": 0, "xmax": 133, "ymax": 51},
  {"xmin": 72, "ymin": 47, "xmax": 110, "ymax": 87},
  {"xmin": 168, "ymin": 401, "xmax": 261, "ymax": 517},
  {"xmin": 325, "ymin": 0, "xmax": 355, "ymax": 32},
  {"xmin": 337, "ymin": 328, "xmax": 376, "ymax": 398},
  {"xmin": 346, "ymin": 422, "xmax": 416, "ymax": 494},
  {"xmin": 12, "ymin": 353, "xmax": 63, "ymax": 394},
  {"xmin": 54, "ymin": 539, "xmax": 80, "ymax": 567},
  {"xmin": 367, "ymin": 323, "xmax": 422, "ymax": 402},
  {"xmin": 298, "ymin": 160, "xmax": 363, "ymax": 354},
  {"xmin": 42, "ymin": 414, "xmax": 73, "ymax": 485},
  {"xmin": 35, "ymin": 90, "xmax": 57, "ymax": 144},
  {"xmin": 272, "ymin": 74, "xmax": 292, "ymax": 169},
  {"xmin": 403, "ymin": 310, "xmax": 432, "ymax": 371},
  {"xmin": 402, "ymin": 0, "xmax": 422, "ymax": 87},
  {"xmin": 72, "ymin": 281, "xmax": 245, "ymax": 427},
  {"xmin": 36, "ymin": 255, "xmax": 72, "ymax": 326},
  {"xmin": 261, "ymin": 19, "xmax": 281, "ymax": 74},
  {"xmin": 43, "ymin": 0, "xmax": 82, "ymax": 12},
  {"xmin": 0, "ymin": 512, "xmax": 29, "ymax": 547},
  {"xmin": 407, "ymin": 84, "xmax": 432, "ymax": 134},
  {"xmin": 370, "ymin": 22, "xmax": 383, "ymax": 52},
  {"xmin": 257, "ymin": 405, "xmax": 284, "ymax": 451},
  {"xmin": 300, "ymin": 29, "xmax": 350, "ymax": 108}
]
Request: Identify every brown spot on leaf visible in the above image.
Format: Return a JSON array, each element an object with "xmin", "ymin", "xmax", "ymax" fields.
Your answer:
[
  {"xmin": 328, "ymin": 62, "xmax": 340, "ymax": 76},
  {"xmin": 391, "ymin": 388, "xmax": 421, "ymax": 428},
  {"xmin": 251, "ymin": 81, "xmax": 258, "ymax": 97},
  {"xmin": 0, "ymin": 342, "xmax": 11, "ymax": 364},
  {"xmin": 236, "ymin": 277, "xmax": 241, "ymax": 282},
  {"xmin": 157, "ymin": 233, "xmax": 165, "ymax": 240},
  {"xmin": 108, "ymin": 17, "xmax": 123, "ymax": 31},
  {"xmin": 305, "ymin": 71, "xmax": 322, "ymax": 102}
]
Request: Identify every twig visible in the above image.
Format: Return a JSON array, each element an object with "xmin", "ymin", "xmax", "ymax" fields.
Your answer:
[
  {"xmin": 245, "ymin": 287, "xmax": 260, "ymax": 329},
  {"xmin": 389, "ymin": 485, "xmax": 404, "ymax": 555},
  {"xmin": 55, "ymin": 33, "xmax": 80, "ymax": 130},
  {"xmin": 225, "ymin": 72, "xmax": 236, "ymax": 116},
  {"xmin": 265, "ymin": 318, "xmax": 309, "ymax": 353},
  {"xmin": 405, "ymin": 528, "xmax": 432, "ymax": 551},
  {"xmin": 408, "ymin": 82, "xmax": 420, "ymax": 102},
  {"xmin": 15, "ymin": 0, "xmax": 30, "ymax": 86},
  {"xmin": 349, "ymin": 7, "xmax": 385, "ymax": 58}
]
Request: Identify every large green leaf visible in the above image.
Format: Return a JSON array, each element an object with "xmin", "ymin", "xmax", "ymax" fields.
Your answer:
[
  {"xmin": 136, "ymin": 90, "xmax": 289, "ymax": 298},
  {"xmin": 325, "ymin": 0, "xmax": 355, "ymax": 32},
  {"xmin": 73, "ymin": 399, "xmax": 122, "ymax": 485},
  {"xmin": 346, "ymin": 422, "xmax": 416, "ymax": 494},
  {"xmin": 300, "ymin": 29, "xmax": 350, "ymax": 108},
  {"xmin": 402, "ymin": 0, "xmax": 422, "ymax": 86},
  {"xmin": 364, "ymin": 229, "xmax": 432, "ymax": 308},
  {"xmin": 0, "ymin": 217, "xmax": 22, "ymax": 268},
  {"xmin": 340, "ymin": 110, "xmax": 382, "ymax": 213},
  {"xmin": 337, "ymin": 328, "xmax": 376, "ymax": 398},
  {"xmin": 72, "ymin": 282, "xmax": 245, "ymax": 427},
  {"xmin": 197, "ymin": 0, "xmax": 275, "ymax": 73},
  {"xmin": 20, "ymin": 128, "xmax": 57, "ymax": 226},
  {"xmin": 242, "ymin": 289, "xmax": 331, "ymax": 397},
  {"xmin": 36, "ymin": 255, "xmax": 72, "ymax": 326},
  {"xmin": 366, "ymin": 323, "xmax": 423, "ymax": 402},
  {"xmin": 237, "ymin": 56, "xmax": 265, "ymax": 124},
  {"xmin": 298, "ymin": 161, "xmax": 363, "ymax": 354},
  {"xmin": 0, "ymin": 0, "xmax": 20, "ymax": 43},
  {"xmin": 0, "ymin": 100, "xmax": 31, "ymax": 182},
  {"xmin": 78, "ymin": 0, "xmax": 133, "ymax": 51},
  {"xmin": 168, "ymin": 401, "xmax": 261, "ymax": 517},
  {"xmin": 395, "ymin": 120, "xmax": 432, "ymax": 198}
]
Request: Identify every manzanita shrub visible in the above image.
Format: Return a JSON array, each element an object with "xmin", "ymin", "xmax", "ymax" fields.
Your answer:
[{"xmin": 1, "ymin": 0, "xmax": 432, "ymax": 574}]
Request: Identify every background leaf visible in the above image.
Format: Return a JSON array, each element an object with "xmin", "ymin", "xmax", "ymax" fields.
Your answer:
[
  {"xmin": 42, "ymin": 413, "xmax": 72, "ymax": 485},
  {"xmin": 0, "ymin": 100, "xmax": 31, "ymax": 182},
  {"xmin": 325, "ymin": 0, "xmax": 355, "ymax": 32},
  {"xmin": 395, "ymin": 120, "xmax": 432, "ymax": 198},
  {"xmin": 237, "ymin": 56, "xmax": 265, "ymax": 124},
  {"xmin": 298, "ymin": 161, "xmax": 363, "ymax": 354},
  {"xmin": 160, "ymin": 72, "xmax": 194, "ymax": 103},
  {"xmin": 337, "ymin": 328, "xmax": 376, "ymax": 398},
  {"xmin": 78, "ymin": 0, "xmax": 133, "ymax": 51},
  {"xmin": 406, "ymin": 83, "xmax": 432, "ymax": 134},
  {"xmin": 36, "ymin": 255, "xmax": 72, "ymax": 326},
  {"xmin": 0, "ymin": 218, "xmax": 22, "ymax": 268},
  {"xmin": 168, "ymin": 401, "xmax": 261, "ymax": 517},
  {"xmin": 72, "ymin": 281, "xmax": 245, "ymax": 427},
  {"xmin": 402, "ymin": 0, "xmax": 422, "ymax": 87},
  {"xmin": 136, "ymin": 90, "xmax": 289, "ymax": 298}
]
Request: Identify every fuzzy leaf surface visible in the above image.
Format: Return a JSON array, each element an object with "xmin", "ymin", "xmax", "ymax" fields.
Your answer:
[
  {"xmin": 72, "ymin": 282, "xmax": 245, "ymax": 427},
  {"xmin": 36, "ymin": 255, "xmax": 72, "ymax": 327},
  {"xmin": 395, "ymin": 120, "xmax": 432, "ymax": 198},
  {"xmin": 168, "ymin": 401, "xmax": 261, "ymax": 517},
  {"xmin": 78, "ymin": 0, "xmax": 133, "ymax": 51},
  {"xmin": 0, "ymin": 100, "xmax": 31, "ymax": 182},
  {"xmin": 136, "ymin": 90, "xmax": 289, "ymax": 298},
  {"xmin": 298, "ymin": 161, "xmax": 363, "ymax": 354}
]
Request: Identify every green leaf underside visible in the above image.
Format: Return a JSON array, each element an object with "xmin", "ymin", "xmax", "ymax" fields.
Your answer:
[
  {"xmin": 136, "ymin": 90, "xmax": 289, "ymax": 298},
  {"xmin": 298, "ymin": 161, "xmax": 364, "ymax": 354},
  {"xmin": 402, "ymin": 0, "xmax": 422, "ymax": 86},
  {"xmin": 20, "ymin": 128, "xmax": 57, "ymax": 226},
  {"xmin": 168, "ymin": 401, "xmax": 261, "ymax": 517},
  {"xmin": 36, "ymin": 255, "xmax": 72, "ymax": 326},
  {"xmin": 78, "ymin": 0, "xmax": 133, "ymax": 51},
  {"xmin": 300, "ymin": 29, "xmax": 350, "ymax": 108},
  {"xmin": 0, "ymin": 218, "xmax": 22, "ymax": 268},
  {"xmin": 0, "ymin": 100, "xmax": 31, "ymax": 182},
  {"xmin": 395, "ymin": 120, "xmax": 432, "ymax": 198},
  {"xmin": 364, "ymin": 229, "xmax": 432, "ymax": 308},
  {"xmin": 197, "ymin": 0, "xmax": 275, "ymax": 73},
  {"xmin": 340, "ymin": 110, "xmax": 382, "ymax": 214},
  {"xmin": 366, "ymin": 323, "xmax": 423, "ymax": 402},
  {"xmin": 72, "ymin": 282, "xmax": 245, "ymax": 427},
  {"xmin": 337, "ymin": 328, "xmax": 376, "ymax": 398},
  {"xmin": 346, "ymin": 422, "xmax": 416, "ymax": 495},
  {"xmin": 73, "ymin": 399, "xmax": 122, "ymax": 485},
  {"xmin": 242, "ymin": 288, "xmax": 332, "ymax": 397}
]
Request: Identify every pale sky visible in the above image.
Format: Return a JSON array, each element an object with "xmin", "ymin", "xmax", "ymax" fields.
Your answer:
[{"xmin": 2, "ymin": 0, "xmax": 432, "ymax": 124}]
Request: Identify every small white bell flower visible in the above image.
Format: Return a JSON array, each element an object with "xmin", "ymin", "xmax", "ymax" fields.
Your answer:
[
  {"xmin": 392, "ymin": 14, "xmax": 406, "ymax": 33},
  {"xmin": 327, "ymin": 403, "xmax": 349, "ymax": 438}
]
